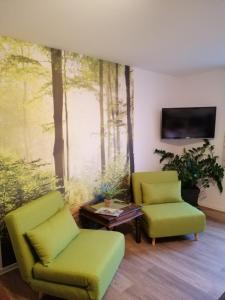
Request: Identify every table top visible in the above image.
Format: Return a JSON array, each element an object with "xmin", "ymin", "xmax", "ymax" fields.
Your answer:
[{"xmin": 80, "ymin": 200, "xmax": 143, "ymax": 228}]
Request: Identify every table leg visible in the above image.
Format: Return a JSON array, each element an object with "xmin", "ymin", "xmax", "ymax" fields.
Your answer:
[
  {"xmin": 106, "ymin": 226, "xmax": 114, "ymax": 231},
  {"xmin": 79, "ymin": 214, "xmax": 88, "ymax": 228},
  {"xmin": 135, "ymin": 216, "xmax": 141, "ymax": 243}
]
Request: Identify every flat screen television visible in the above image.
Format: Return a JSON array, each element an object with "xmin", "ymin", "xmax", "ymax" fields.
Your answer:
[{"xmin": 161, "ymin": 107, "xmax": 216, "ymax": 139}]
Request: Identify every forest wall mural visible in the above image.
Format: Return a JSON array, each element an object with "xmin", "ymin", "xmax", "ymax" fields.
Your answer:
[{"xmin": 0, "ymin": 35, "xmax": 134, "ymax": 218}]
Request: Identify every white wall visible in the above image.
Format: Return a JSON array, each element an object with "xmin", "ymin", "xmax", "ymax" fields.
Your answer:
[
  {"xmin": 179, "ymin": 69, "xmax": 225, "ymax": 211},
  {"xmin": 133, "ymin": 67, "xmax": 225, "ymax": 212},
  {"xmin": 133, "ymin": 68, "xmax": 183, "ymax": 171}
]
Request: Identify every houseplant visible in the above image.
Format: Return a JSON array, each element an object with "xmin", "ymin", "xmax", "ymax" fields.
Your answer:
[
  {"xmin": 154, "ymin": 139, "xmax": 224, "ymax": 206},
  {"xmin": 0, "ymin": 155, "xmax": 57, "ymax": 273},
  {"xmin": 95, "ymin": 157, "xmax": 129, "ymax": 207},
  {"xmin": 99, "ymin": 182, "xmax": 126, "ymax": 207}
]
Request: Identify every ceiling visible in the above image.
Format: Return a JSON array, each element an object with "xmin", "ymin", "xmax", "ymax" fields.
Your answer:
[{"xmin": 1, "ymin": 0, "xmax": 225, "ymax": 75}]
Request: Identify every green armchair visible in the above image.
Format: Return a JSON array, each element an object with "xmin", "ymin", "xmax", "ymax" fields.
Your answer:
[
  {"xmin": 132, "ymin": 171, "xmax": 206, "ymax": 245},
  {"xmin": 4, "ymin": 191, "xmax": 124, "ymax": 300}
]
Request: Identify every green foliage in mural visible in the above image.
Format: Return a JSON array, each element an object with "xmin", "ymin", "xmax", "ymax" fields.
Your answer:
[
  {"xmin": 64, "ymin": 179, "xmax": 93, "ymax": 211},
  {"xmin": 0, "ymin": 36, "xmax": 54, "ymax": 163},
  {"xmin": 0, "ymin": 155, "xmax": 57, "ymax": 237},
  {"xmin": 0, "ymin": 34, "xmax": 135, "ymax": 216},
  {"xmin": 95, "ymin": 156, "xmax": 130, "ymax": 200}
]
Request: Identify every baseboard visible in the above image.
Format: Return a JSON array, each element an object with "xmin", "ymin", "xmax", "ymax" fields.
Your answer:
[
  {"xmin": 199, "ymin": 205, "xmax": 225, "ymax": 223},
  {"xmin": 0, "ymin": 263, "xmax": 18, "ymax": 276}
]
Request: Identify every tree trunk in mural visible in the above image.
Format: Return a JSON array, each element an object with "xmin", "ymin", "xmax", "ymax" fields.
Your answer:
[
  {"xmin": 20, "ymin": 47, "xmax": 30, "ymax": 160},
  {"xmin": 22, "ymin": 81, "xmax": 29, "ymax": 160},
  {"xmin": 108, "ymin": 64, "xmax": 116, "ymax": 160},
  {"xmin": 99, "ymin": 59, "xmax": 106, "ymax": 173},
  {"xmin": 63, "ymin": 51, "xmax": 70, "ymax": 180},
  {"xmin": 51, "ymin": 48, "xmax": 65, "ymax": 190},
  {"xmin": 107, "ymin": 76, "xmax": 111, "ymax": 162},
  {"xmin": 115, "ymin": 63, "xmax": 120, "ymax": 155},
  {"xmin": 0, "ymin": 35, "xmax": 136, "ymax": 212},
  {"xmin": 125, "ymin": 65, "xmax": 135, "ymax": 173}
]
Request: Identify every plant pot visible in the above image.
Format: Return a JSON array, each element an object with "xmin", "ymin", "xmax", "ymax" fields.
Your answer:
[
  {"xmin": 181, "ymin": 186, "xmax": 200, "ymax": 207},
  {"xmin": 104, "ymin": 199, "xmax": 113, "ymax": 207}
]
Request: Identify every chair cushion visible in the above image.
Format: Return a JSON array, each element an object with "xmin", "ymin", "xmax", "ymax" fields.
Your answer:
[
  {"xmin": 142, "ymin": 202, "xmax": 206, "ymax": 238},
  {"xmin": 27, "ymin": 206, "xmax": 80, "ymax": 266},
  {"xmin": 142, "ymin": 181, "xmax": 183, "ymax": 204},
  {"xmin": 132, "ymin": 171, "xmax": 179, "ymax": 205},
  {"xmin": 33, "ymin": 229, "xmax": 124, "ymax": 300}
]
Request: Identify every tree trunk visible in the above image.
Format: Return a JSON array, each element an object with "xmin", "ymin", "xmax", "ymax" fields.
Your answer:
[
  {"xmin": 99, "ymin": 60, "xmax": 105, "ymax": 173},
  {"xmin": 51, "ymin": 48, "xmax": 65, "ymax": 191},
  {"xmin": 115, "ymin": 63, "xmax": 120, "ymax": 155},
  {"xmin": 107, "ymin": 80, "xmax": 111, "ymax": 163},
  {"xmin": 63, "ymin": 51, "xmax": 70, "ymax": 180},
  {"xmin": 108, "ymin": 63, "xmax": 116, "ymax": 160},
  {"xmin": 125, "ymin": 65, "xmax": 135, "ymax": 173},
  {"xmin": 20, "ymin": 47, "xmax": 29, "ymax": 160},
  {"xmin": 22, "ymin": 81, "xmax": 29, "ymax": 160}
]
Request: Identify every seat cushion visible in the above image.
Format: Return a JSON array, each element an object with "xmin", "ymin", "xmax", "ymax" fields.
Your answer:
[
  {"xmin": 141, "ymin": 181, "xmax": 183, "ymax": 204},
  {"xmin": 142, "ymin": 202, "xmax": 206, "ymax": 238},
  {"xmin": 33, "ymin": 229, "xmax": 125, "ymax": 300},
  {"xmin": 27, "ymin": 206, "xmax": 80, "ymax": 266}
]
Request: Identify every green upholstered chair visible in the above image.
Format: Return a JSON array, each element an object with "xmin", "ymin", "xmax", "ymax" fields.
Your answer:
[
  {"xmin": 4, "ymin": 191, "xmax": 124, "ymax": 300},
  {"xmin": 132, "ymin": 171, "xmax": 206, "ymax": 246}
]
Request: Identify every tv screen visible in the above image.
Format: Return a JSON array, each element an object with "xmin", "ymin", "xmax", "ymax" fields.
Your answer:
[{"xmin": 161, "ymin": 107, "xmax": 216, "ymax": 139}]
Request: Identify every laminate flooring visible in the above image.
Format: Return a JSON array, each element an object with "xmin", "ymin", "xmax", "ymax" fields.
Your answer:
[{"xmin": 0, "ymin": 218, "xmax": 225, "ymax": 300}]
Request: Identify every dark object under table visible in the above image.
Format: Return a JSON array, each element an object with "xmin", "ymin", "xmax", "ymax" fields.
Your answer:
[{"xmin": 79, "ymin": 201, "xmax": 143, "ymax": 243}]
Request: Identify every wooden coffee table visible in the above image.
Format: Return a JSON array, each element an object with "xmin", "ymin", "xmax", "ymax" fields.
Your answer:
[{"xmin": 79, "ymin": 201, "xmax": 143, "ymax": 243}]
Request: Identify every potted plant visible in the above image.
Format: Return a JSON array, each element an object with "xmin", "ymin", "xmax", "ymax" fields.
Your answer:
[
  {"xmin": 95, "ymin": 157, "xmax": 129, "ymax": 207},
  {"xmin": 154, "ymin": 139, "xmax": 224, "ymax": 206},
  {"xmin": 0, "ymin": 155, "xmax": 57, "ymax": 274},
  {"xmin": 99, "ymin": 182, "xmax": 126, "ymax": 207}
]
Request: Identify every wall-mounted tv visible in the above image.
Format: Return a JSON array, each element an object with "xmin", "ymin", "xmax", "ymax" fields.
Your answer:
[{"xmin": 161, "ymin": 107, "xmax": 216, "ymax": 139}]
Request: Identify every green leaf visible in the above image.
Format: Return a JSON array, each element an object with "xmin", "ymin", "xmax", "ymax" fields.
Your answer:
[{"xmin": 154, "ymin": 139, "xmax": 224, "ymax": 193}]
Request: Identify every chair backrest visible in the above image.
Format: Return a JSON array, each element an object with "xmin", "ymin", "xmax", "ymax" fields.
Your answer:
[
  {"xmin": 4, "ymin": 191, "xmax": 64, "ymax": 283},
  {"xmin": 132, "ymin": 171, "xmax": 179, "ymax": 205}
]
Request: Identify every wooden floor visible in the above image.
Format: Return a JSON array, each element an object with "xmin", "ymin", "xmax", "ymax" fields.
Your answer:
[{"xmin": 1, "ymin": 217, "xmax": 225, "ymax": 300}]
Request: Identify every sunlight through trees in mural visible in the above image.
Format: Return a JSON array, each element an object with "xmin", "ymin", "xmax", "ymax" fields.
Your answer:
[{"xmin": 0, "ymin": 35, "xmax": 134, "ymax": 212}]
